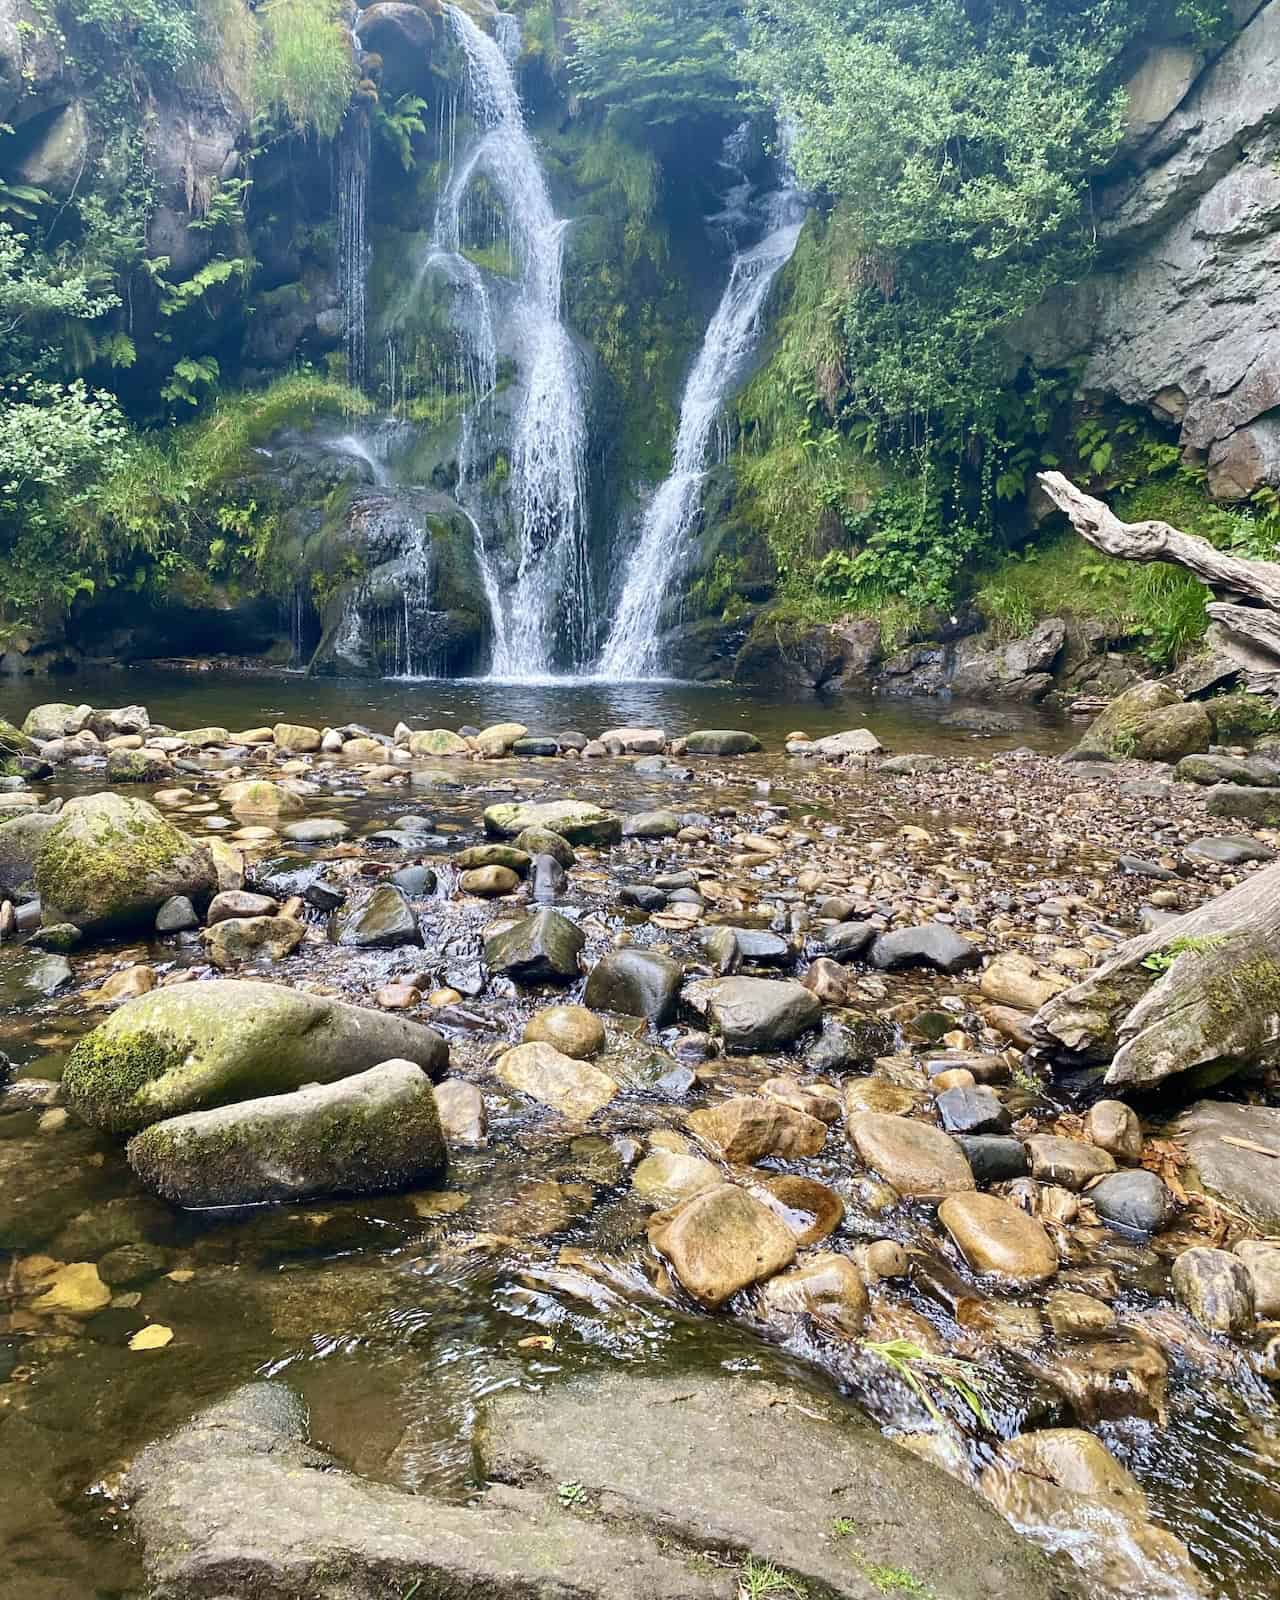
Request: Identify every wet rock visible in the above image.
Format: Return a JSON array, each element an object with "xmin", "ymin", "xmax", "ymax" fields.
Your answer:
[
  {"xmin": 63, "ymin": 979, "xmax": 447, "ymax": 1133},
  {"xmin": 1032, "ymin": 1334, "xmax": 1169, "ymax": 1424},
  {"xmin": 864, "ymin": 1240, "xmax": 911, "ymax": 1280},
  {"xmin": 530, "ymin": 853, "xmax": 567, "ymax": 900},
  {"xmin": 683, "ymin": 729, "xmax": 762, "ymax": 756},
  {"xmin": 844, "ymin": 1077, "xmax": 921, "ymax": 1116},
  {"xmin": 474, "ymin": 721, "xmax": 527, "ymax": 756},
  {"xmin": 35, "ymin": 792, "xmax": 216, "ymax": 936},
  {"xmin": 512, "ymin": 825, "xmax": 576, "ymax": 866},
  {"xmin": 23, "ymin": 702, "xmax": 91, "ymax": 740},
  {"xmin": 1180, "ymin": 1101, "xmax": 1280, "ymax": 1229},
  {"xmin": 1183, "ymin": 834, "xmax": 1275, "ymax": 865},
  {"xmin": 1176, "ymin": 752, "xmax": 1280, "ymax": 787},
  {"xmin": 955, "ymin": 1135, "xmax": 1028, "ymax": 1184},
  {"xmin": 281, "ymin": 818, "xmax": 350, "ymax": 844},
  {"xmin": 804, "ymin": 1015, "xmax": 897, "ymax": 1072},
  {"xmin": 623, "ymin": 809, "xmax": 681, "ymax": 838},
  {"xmin": 937, "ymin": 1084, "xmax": 1011, "ymax": 1135},
  {"xmin": 870, "ymin": 924, "xmax": 981, "ymax": 973},
  {"xmin": 599, "ymin": 726, "xmax": 665, "ymax": 754},
  {"xmin": 583, "ymin": 948, "xmax": 682, "ymax": 1023},
  {"xmin": 495, "ymin": 1042, "xmax": 618, "ymax": 1120},
  {"xmin": 980, "ymin": 953, "xmax": 1071, "ymax": 1011},
  {"xmin": 221, "ymin": 780, "xmax": 306, "ymax": 820},
  {"xmin": 523, "ymin": 1004, "xmax": 605, "ymax": 1059},
  {"xmin": 484, "ymin": 909, "xmax": 584, "ymax": 982},
  {"xmin": 619, "ymin": 883, "xmax": 666, "ymax": 911},
  {"xmin": 648, "ymin": 1183, "xmax": 795, "ymax": 1307},
  {"xmin": 754, "ymin": 1173, "xmax": 844, "ymax": 1244},
  {"xmin": 847, "ymin": 1112, "xmax": 974, "ymax": 1199},
  {"xmin": 1089, "ymin": 1170, "xmax": 1174, "ymax": 1233},
  {"xmin": 512, "ymin": 737, "xmax": 560, "ymax": 757},
  {"xmin": 127, "ymin": 1060, "xmax": 447, "ymax": 1207},
  {"xmin": 155, "ymin": 894, "xmax": 199, "ymax": 933},
  {"xmin": 408, "ymin": 728, "xmax": 469, "ymax": 756},
  {"xmin": 1085, "ymin": 1099, "xmax": 1143, "ymax": 1162},
  {"xmin": 92, "ymin": 964, "xmax": 156, "ymax": 1005},
  {"xmin": 434, "ymin": 1079, "xmax": 487, "ymax": 1146},
  {"xmin": 1171, "ymin": 1246, "xmax": 1254, "ymax": 1335},
  {"xmin": 30, "ymin": 1261, "xmax": 111, "ymax": 1317},
  {"xmin": 981, "ymin": 1428, "xmax": 1200, "ymax": 1598},
  {"xmin": 203, "ymin": 915, "xmax": 304, "ymax": 969},
  {"xmin": 1233, "ymin": 1241, "xmax": 1280, "ymax": 1318},
  {"xmin": 938, "ymin": 1191, "xmax": 1058, "ymax": 1283},
  {"xmin": 460, "ymin": 864, "xmax": 520, "ymax": 897},
  {"xmin": 1024, "ymin": 1135, "xmax": 1115, "ymax": 1190},
  {"xmin": 759, "ymin": 1252, "xmax": 868, "ymax": 1335},
  {"xmin": 0, "ymin": 809, "xmax": 59, "ymax": 899},
  {"xmin": 1206, "ymin": 782, "xmax": 1280, "ymax": 825},
  {"xmin": 484, "ymin": 800, "xmax": 621, "ymax": 846},
  {"xmin": 820, "ymin": 921, "xmax": 875, "ymax": 959},
  {"xmin": 1127, "ymin": 701, "xmax": 1213, "ymax": 761},
  {"xmin": 631, "ymin": 1149, "xmax": 722, "ymax": 1208},
  {"xmin": 687, "ymin": 1095, "xmax": 826, "ymax": 1162},
  {"xmin": 98, "ymin": 1242, "xmax": 169, "ymax": 1287},
  {"xmin": 207, "ymin": 889, "xmax": 277, "ymax": 924},
  {"xmin": 388, "ymin": 865, "xmax": 434, "ymax": 898},
  {"xmin": 105, "ymin": 747, "xmax": 174, "ymax": 783},
  {"xmin": 692, "ymin": 976, "xmax": 821, "ymax": 1051},
  {"xmin": 1045, "ymin": 1291, "xmax": 1117, "ymax": 1338}
]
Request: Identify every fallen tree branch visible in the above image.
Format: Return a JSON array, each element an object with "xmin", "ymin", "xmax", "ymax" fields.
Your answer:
[
  {"xmin": 1031, "ymin": 860, "xmax": 1280, "ymax": 1089},
  {"xmin": 1036, "ymin": 470, "xmax": 1280, "ymax": 611}
]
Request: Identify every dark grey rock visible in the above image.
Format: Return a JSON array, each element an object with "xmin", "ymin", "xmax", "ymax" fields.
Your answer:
[
  {"xmin": 869, "ymin": 924, "xmax": 981, "ymax": 973},
  {"xmin": 692, "ymin": 976, "xmax": 821, "ymax": 1051},
  {"xmin": 937, "ymin": 1085, "xmax": 1011, "ymax": 1136},
  {"xmin": 1172, "ymin": 1246, "xmax": 1254, "ymax": 1335},
  {"xmin": 955, "ymin": 1135, "xmax": 1028, "ymax": 1184},
  {"xmin": 804, "ymin": 1016, "xmax": 898, "ymax": 1073},
  {"xmin": 1118, "ymin": 856, "xmax": 1178, "ymax": 881},
  {"xmin": 619, "ymin": 884, "xmax": 666, "ymax": 911},
  {"xmin": 684, "ymin": 729, "xmax": 762, "ymax": 756},
  {"xmin": 584, "ymin": 948, "xmax": 683, "ymax": 1023},
  {"xmin": 306, "ymin": 873, "xmax": 351, "ymax": 909},
  {"xmin": 820, "ymin": 921, "xmax": 875, "ymax": 959},
  {"xmin": 1181, "ymin": 1100, "xmax": 1280, "ymax": 1230},
  {"xmin": 511, "ymin": 737, "xmax": 560, "ymax": 756},
  {"xmin": 387, "ymin": 866, "xmax": 434, "ymax": 899},
  {"xmin": 1205, "ymin": 784, "xmax": 1280, "ymax": 825},
  {"xmin": 485, "ymin": 908, "xmax": 584, "ymax": 983},
  {"xmin": 330, "ymin": 885, "xmax": 421, "ymax": 948},
  {"xmin": 1183, "ymin": 834, "xmax": 1276, "ymax": 865},
  {"xmin": 530, "ymin": 852, "xmax": 567, "ymax": 901},
  {"xmin": 1175, "ymin": 753, "xmax": 1280, "ymax": 787},
  {"xmin": 1089, "ymin": 1169, "xmax": 1175, "ymax": 1233},
  {"xmin": 155, "ymin": 895, "xmax": 199, "ymax": 933}
]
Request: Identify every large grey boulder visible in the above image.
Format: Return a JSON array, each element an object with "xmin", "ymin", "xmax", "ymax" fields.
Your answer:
[
  {"xmin": 583, "ymin": 948, "xmax": 683, "ymax": 1022},
  {"xmin": 1181, "ymin": 1100, "xmax": 1280, "ymax": 1230},
  {"xmin": 329, "ymin": 884, "xmax": 421, "ymax": 947},
  {"xmin": 483, "ymin": 799, "xmax": 621, "ymax": 845},
  {"xmin": 62, "ymin": 979, "xmax": 448, "ymax": 1134},
  {"xmin": 34, "ymin": 792, "xmax": 216, "ymax": 934},
  {"xmin": 0, "ymin": 809, "xmax": 59, "ymax": 899},
  {"xmin": 123, "ymin": 1373, "xmax": 1079, "ymax": 1600},
  {"xmin": 484, "ymin": 908, "xmax": 584, "ymax": 982},
  {"xmin": 127, "ymin": 1060, "xmax": 447, "ymax": 1206}
]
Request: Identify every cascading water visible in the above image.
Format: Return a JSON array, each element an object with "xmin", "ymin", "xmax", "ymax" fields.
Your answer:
[
  {"xmin": 336, "ymin": 113, "xmax": 371, "ymax": 393},
  {"xmin": 598, "ymin": 152, "xmax": 805, "ymax": 680},
  {"xmin": 428, "ymin": 6, "xmax": 592, "ymax": 678}
]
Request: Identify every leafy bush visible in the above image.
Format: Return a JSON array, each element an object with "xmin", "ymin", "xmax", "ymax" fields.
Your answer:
[
  {"xmin": 68, "ymin": 0, "xmax": 200, "ymax": 75},
  {"xmin": 567, "ymin": 0, "xmax": 744, "ymax": 133}
]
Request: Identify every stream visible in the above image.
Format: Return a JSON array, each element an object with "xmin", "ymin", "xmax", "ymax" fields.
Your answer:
[{"xmin": 1, "ymin": 671, "xmax": 1278, "ymax": 1600}]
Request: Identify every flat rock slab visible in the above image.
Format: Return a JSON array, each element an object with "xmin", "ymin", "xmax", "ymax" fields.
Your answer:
[
  {"xmin": 125, "ymin": 1375, "xmax": 1080, "ymax": 1600},
  {"xmin": 1181, "ymin": 1100, "xmax": 1280, "ymax": 1230}
]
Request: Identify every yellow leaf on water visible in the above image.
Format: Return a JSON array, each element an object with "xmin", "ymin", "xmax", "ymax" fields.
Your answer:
[
  {"xmin": 517, "ymin": 1335, "xmax": 555, "ymax": 1351},
  {"xmin": 129, "ymin": 1324, "xmax": 174, "ymax": 1351}
]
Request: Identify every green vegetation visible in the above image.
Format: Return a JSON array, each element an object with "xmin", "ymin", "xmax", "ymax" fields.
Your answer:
[
  {"xmin": 735, "ymin": 1557, "xmax": 806, "ymax": 1599},
  {"xmin": 831, "ymin": 1527, "xmax": 936, "ymax": 1600},
  {"xmin": 1142, "ymin": 934, "xmax": 1229, "ymax": 976},
  {"xmin": 863, "ymin": 1339, "xmax": 991, "ymax": 1431},
  {"xmin": 254, "ymin": 0, "xmax": 358, "ymax": 141},
  {"xmin": 568, "ymin": 0, "xmax": 744, "ymax": 134}
]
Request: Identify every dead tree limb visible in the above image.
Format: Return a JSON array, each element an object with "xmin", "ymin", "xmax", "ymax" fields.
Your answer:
[
  {"xmin": 1032, "ymin": 861, "xmax": 1280, "ymax": 1089},
  {"xmin": 1036, "ymin": 470, "xmax": 1280, "ymax": 610}
]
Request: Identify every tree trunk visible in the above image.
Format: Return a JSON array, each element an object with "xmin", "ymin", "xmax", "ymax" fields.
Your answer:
[{"xmin": 1032, "ymin": 862, "xmax": 1280, "ymax": 1090}]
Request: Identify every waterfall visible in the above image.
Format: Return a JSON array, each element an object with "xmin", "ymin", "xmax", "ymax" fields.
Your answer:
[
  {"xmin": 598, "ymin": 179, "xmax": 804, "ymax": 680},
  {"xmin": 428, "ymin": 6, "xmax": 592, "ymax": 678},
  {"xmin": 337, "ymin": 114, "xmax": 371, "ymax": 392}
]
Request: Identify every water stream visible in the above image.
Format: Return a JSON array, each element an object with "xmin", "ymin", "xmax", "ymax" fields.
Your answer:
[
  {"xmin": 430, "ymin": 6, "xmax": 592, "ymax": 678},
  {"xmin": 336, "ymin": 113, "xmax": 371, "ymax": 394},
  {"xmin": 599, "ymin": 150, "xmax": 805, "ymax": 679}
]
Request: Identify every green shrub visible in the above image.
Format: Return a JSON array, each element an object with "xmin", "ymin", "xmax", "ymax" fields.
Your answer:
[{"xmin": 255, "ymin": 0, "xmax": 357, "ymax": 140}]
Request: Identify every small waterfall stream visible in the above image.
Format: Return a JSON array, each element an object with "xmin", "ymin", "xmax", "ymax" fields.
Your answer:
[
  {"xmin": 429, "ymin": 6, "xmax": 592, "ymax": 679},
  {"xmin": 599, "ymin": 167, "xmax": 805, "ymax": 680},
  {"xmin": 337, "ymin": 114, "xmax": 371, "ymax": 392}
]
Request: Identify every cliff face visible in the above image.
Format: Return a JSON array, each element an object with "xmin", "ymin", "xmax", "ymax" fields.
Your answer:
[{"xmin": 1028, "ymin": 0, "xmax": 1280, "ymax": 501}]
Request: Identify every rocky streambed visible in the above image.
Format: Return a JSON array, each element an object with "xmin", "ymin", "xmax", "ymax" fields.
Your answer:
[{"xmin": 1, "ymin": 692, "xmax": 1280, "ymax": 1599}]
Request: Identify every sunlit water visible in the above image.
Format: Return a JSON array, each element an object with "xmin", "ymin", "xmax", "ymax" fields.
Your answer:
[{"xmin": 1, "ymin": 671, "xmax": 1277, "ymax": 1599}]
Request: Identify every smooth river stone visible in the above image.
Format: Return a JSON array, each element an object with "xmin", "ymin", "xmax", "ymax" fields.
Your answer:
[
  {"xmin": 759, "ymin": 1252, "xmax": 868, "ymax": 1335},
  {"xmin": 938, "ymin": 1192, "xmax": 1058, "ymax": 1283},
  {"xmin": 648, "ymin": 1183, "xmax": 795, "ymax": 1307},
  {"xmin": 495, "ymin": 1042, "xmax": 618, "ymax": 1120},
  {"xmin": 847, "ymin": 1112, "xmax": 974, "ymax": 1199}
]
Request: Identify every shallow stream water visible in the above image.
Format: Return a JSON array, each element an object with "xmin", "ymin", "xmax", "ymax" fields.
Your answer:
[{"xmin": 1, "ymin": 671, "xmax": 1277, "ymax": 1600}]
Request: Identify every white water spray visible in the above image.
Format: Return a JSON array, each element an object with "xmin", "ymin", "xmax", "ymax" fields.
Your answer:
[
  {"xmin": 430, "ymin": 7, "xmax": 592, "ymax": 678},
  {"xmin": 598, "ymin": 182, "xmax": 804, "ymax": 679}
]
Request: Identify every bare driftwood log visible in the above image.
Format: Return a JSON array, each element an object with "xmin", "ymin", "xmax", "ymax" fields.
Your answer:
[
  {"xmin": 1032, "ymin": 862, "xmax": 1280, "ymax": 1089},
  {"xmin": 1037, "ymin": 471, "xmax": 1280, "ymax": 610}
]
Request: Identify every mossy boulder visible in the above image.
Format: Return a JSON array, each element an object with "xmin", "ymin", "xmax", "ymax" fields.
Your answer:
[
  {"xmin": 0, "ymin": 809, "xmax": 60, "ymax": 899},
  {"xmin": 21, "ymin": 702, "xmax": 89, "ymax": 740},
  {"xmin": 126, "ymin": 1059, "xmax": 447, "ymax": 1207},
  {"xmin": 105, "ymin": 748, "xmax": 176, "ymax": 784},
  {"xmin": 1127, "ymin": 701, "xmax": 1212, "ymax": 762},
  {"xmin": 1207, "ymin": 690, "xmax": 1280, "ymax": 743},
  {"xmin": 483, "ymin": 799, "xmax": 621, "ymax": 846},
  {"xmin": 34, "ymin": 793, "xmax": 217, "ymax": 935},
  {"xmin": 0, "ymin": 717, "xmax": 38, "ymax": 761},
  {"xmin": 62, "ymin": 978, "xmax": 449, "ymax": 1134},
  {"xmin": 1070, "ymin": 681, "xmax": 1179, "ymax": 759}
]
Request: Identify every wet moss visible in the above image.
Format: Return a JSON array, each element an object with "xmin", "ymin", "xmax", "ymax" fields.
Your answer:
[
  {"xmin": 63, "ymin": 1026, "xmax": 190, "ymax": 1136},
  {"xmin": 35, "ymin": 800, "xmax": 205, "ymax": 930}
]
